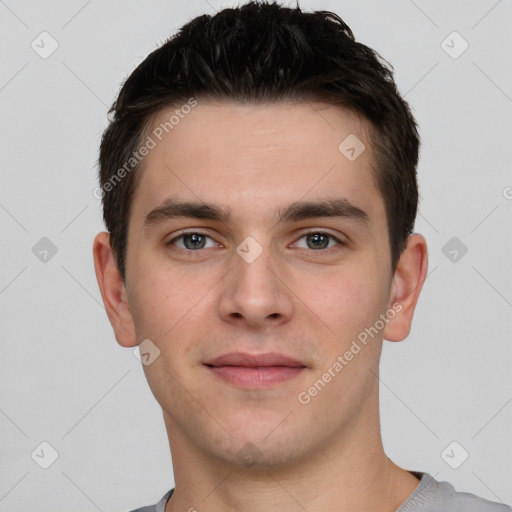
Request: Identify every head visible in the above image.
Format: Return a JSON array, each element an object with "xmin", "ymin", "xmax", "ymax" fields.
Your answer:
[{"xmin": 94, "ymin": 1, "xmax": 427, "ymax": 471}]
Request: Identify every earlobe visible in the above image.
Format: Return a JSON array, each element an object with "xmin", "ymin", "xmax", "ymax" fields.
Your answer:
[
  {"xmin": 92, "ymin": 232, "xmax": 138, "ymax": 347},
  {"xmin": 383, "ymin": 233, "xmax": 428, "ymax": 342}
]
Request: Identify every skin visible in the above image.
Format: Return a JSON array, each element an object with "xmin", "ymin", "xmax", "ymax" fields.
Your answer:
[{"xmin": 93, "ymin": 100, "xmax": 428, "ymax": 512}]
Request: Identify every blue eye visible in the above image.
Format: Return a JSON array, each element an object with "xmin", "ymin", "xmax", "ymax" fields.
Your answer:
[
  {"xmin": 295, "ymin": 232, "xmax": 343, "ymax": 250},
  {"xmin": 166, "ymin": 230, "xmax": 344, "ymax": 252},
  {"xmin": 168, "ymin": 232, "xmax": 216, "ymax": 250}
]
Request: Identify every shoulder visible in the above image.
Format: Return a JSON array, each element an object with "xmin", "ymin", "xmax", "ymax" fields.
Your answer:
[
  {"xmin": 398, "ymin": 472, "xmax": 511, "ymax": 512},
  {"xmin": 127, "ymin": 489, "xmax": 174, "ymax": 512}
]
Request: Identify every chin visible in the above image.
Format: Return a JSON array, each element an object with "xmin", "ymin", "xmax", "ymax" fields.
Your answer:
[
  {"xmin": 205, "ymin": 421, "xmax": 310, "ymax": 471},
  {"xmin": 219, "ymin": 440, "xmax": 308, "ymax": 472}
]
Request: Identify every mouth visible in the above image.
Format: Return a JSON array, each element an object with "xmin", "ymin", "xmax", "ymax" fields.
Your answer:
[{"xmin": 203, "ymin": 352, "xmax": 307, "ymax": 389}]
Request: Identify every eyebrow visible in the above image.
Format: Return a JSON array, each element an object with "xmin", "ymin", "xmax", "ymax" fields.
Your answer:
[{"xmin": 143, "ymin": 197, "xmax": 370, "ymax": 228}]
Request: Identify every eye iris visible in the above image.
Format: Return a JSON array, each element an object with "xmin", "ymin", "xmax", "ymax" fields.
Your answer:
[
  {"xmin": 307, "ymin": 233, "xmax": 329, "ymax": 249},
  {"xmin": 184, "ymin": 233, "xmax": 206, "ymax": 249}
]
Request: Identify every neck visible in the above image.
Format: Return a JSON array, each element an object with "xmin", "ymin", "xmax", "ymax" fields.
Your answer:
[{"xmin": 163, "ymin": 399, "xmax": 420, "ymax": 512}]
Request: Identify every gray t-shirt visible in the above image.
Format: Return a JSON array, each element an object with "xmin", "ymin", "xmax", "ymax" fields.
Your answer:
[{"xmin": 129, "ymin": 471, "xmax": 511, "ymax": 512}]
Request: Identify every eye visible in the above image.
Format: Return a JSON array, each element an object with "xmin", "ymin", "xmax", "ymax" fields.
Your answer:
[
  {"xmin": 294, "ymin": 231, "xmax": 345, "ymax": 251},
  {"xmin": 166, "ymin": 230, "xmax": 346, "ymax": 253},
  {"xmin": 167, "ymin": 231, "xmax": 218, "ymax": 251}
]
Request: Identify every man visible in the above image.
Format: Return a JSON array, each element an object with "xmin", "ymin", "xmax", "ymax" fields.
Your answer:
[{"xmin": 92, "ymin": 1, "xmax": 511, "ymax": 511}]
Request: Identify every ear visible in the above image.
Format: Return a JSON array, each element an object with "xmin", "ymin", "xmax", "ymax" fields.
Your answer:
[
  {"xmin": 93, "ymin": 231, "xmax": 137, "ymax": 347},
  {"xmin": 383, "ymin": 233, "xmax": 428, "ymax": 342}
]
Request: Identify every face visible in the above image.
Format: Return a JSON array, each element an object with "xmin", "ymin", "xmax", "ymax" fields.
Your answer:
[{"xmin": 113, "ymin": 100, "xmax": 407, "ymax": 469}]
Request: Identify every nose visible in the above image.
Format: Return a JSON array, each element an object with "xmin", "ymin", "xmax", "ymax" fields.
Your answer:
[{"xmin": 218, "ymin": 241, "xmax": 294, "ymax": 330}]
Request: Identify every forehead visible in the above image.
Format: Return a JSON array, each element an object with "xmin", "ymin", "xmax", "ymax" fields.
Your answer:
[{"xmin": 131, "ymin": 100, "xmax": 384, "ymax": 227}]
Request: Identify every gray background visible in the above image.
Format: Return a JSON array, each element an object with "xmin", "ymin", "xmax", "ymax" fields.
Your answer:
[{"xmin": 1, "ymin": 0, "xmax": 511, "ymax": 510}]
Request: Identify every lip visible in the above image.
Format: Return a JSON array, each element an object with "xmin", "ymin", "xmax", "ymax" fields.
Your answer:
[
  {"xmin": 204, "ymin": 352, "xmax": 307, "ymax": 389},
  {"xmin": 205, "ymin": 352, "xmax": 305, "ymax": 367}
]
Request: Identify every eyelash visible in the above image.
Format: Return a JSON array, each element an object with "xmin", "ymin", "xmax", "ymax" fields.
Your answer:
[{"xmin": 166, "ymin": 230, "xmax": 346, "ymax": 254}]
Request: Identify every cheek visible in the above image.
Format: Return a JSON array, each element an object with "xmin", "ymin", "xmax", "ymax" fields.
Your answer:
[
  {"xmin": 127, "ymin": 263, "xmax": 218, "ymax": 361},
  {"xmin": 303, "ymin": 266, "xmax": 383, "ymax": 337},
  {"xmin": 127, "ymin": 267, "xmax": 190, "ymax": 339}
]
